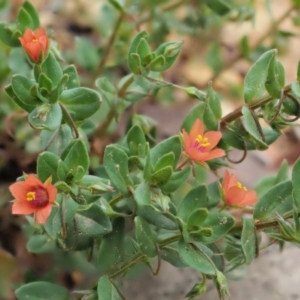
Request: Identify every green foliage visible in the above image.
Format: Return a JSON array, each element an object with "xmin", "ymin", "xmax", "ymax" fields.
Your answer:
[
  {"xmin": 3, "ymin": 1, "xmax": 300, "ymax": 299},
  {"xmin": 97, "ymin": 276, "xmax": 124, "ymax": 300},
  {"xmin": 15, "ymin": 281, "xmax": 69, "ymax": 300},
  {"xmin": 244, "ymin": 49, "xmax": 276, "ymax": 103},
  {"xmin": 254, "ymin": 180, "xmax": 293, "ymax": 221}
]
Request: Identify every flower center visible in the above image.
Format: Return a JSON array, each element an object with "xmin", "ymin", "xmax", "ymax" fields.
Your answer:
[
  {"xmin": 32, "ymin": 38, "xmax": 38, "ymax": 42},
  {"xmin": 192, "ymin": 134, "xmax": 211, "ymax": 151},
  {"xmin": 26, "ymin": 188, "xmax": 49, "ymax": 208},
  {"xmin": 237, "ymin": 182, "xmax": 247, "ymax": 191}
]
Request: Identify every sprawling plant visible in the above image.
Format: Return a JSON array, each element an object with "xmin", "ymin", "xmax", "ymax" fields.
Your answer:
[{"xmin": 0, "ymin": 1, "xmax": 300, "ymax": 299}]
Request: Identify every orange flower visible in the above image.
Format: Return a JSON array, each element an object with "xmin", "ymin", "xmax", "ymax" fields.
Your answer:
[
  {"xmin": 222, "ymin": 170, "xmax": 258, "ymax": 207},
  {"xmin": 182, "ymin": 119, "xmax": 225, "ymax": 164},
  {"xmin": 9, "ymin": 174, "xmax": 57, "ymax": 224},
  {"xmin": 19, "ymin": 28, "xmax": 49, "ymax": 63}
]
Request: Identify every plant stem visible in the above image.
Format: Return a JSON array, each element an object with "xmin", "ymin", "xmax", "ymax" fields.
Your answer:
[
  {"xmin": 220, "ymin": 83, "xmax": 292, "ymax": 128},
  {"xmin": 96, "ymin": 75, "xmax": 134, "ymax": 136},
  {"xmin": 176, "ymin": 157, "xmax": 190, "ymax": 171},
  {"xmin": 230, "ymin": 211, "xmax": 294, "ymax": 234},
  {"xmin": 93, "ymin": 12, "xmax": 125, "ymax": 79},
  {"xmin": 109, "ymin": 233, "xmax": 181, "ymax": 279},
  {"xmin": 59, "ymin": 102, "xmax": 79, "ymax": 139},
  {"xmin": 109, "ymin": 193, "xmax": 124, "ymax": 206}
]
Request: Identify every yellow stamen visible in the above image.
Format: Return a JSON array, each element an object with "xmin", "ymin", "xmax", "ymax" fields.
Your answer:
[
  {"xmin": 26, "ymin": 191, "xmax": 36, "ymax": 201},
  {"xmin": 32, "ymin": 38, "xmax": 38, "ymax": 42},
  {"xmin": 237, "ymin": 182, "xmax": 247, "ymax": 191},
  {"xmin": 195, "ymin": 135, "xmax": 211, "ymax": 147}
]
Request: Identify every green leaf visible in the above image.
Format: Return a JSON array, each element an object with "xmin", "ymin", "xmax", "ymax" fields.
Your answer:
[
  {"xmin": 17, "ymin": 7, "xmax": 34, "ymax": 32},
  {"xmin": 151, "ymin": 41, "xmax": 182, "ymax": 72},
  {"xmin": 128, "ymin": 31, "xmax": 149, "ymax": 74},
  {"xmin": 161, "ymin": 246, "xmax": 187, "ymax": 267},
  {"xmin": 108, "ymin": 0, "xmax": 125, "ymax": 12},
  {"xmin": 147, "ymin": 55, "xmax": 166, "ymax": 72},
  {"xmin": 28, "ymin": 102, "xmax": 62, "ymax": 130},
  {"xmin": 265, "ymin": 57, "xmax": 285, "ymax": 98},
  {"xmin": 178, "ymin": 238, "xmax": 216, "ymax": 275},
  {"xmin": 77, "ymin": 203, "xmax": 112, "ymax": 236},
  {"xmin": 242, "ymin": 106, "xmax": 268, "ymax": 150},
  {"xmin": 275, "ymin": 159, "xmax": 289, "ymax": 183},
  {"xmin": 196, "ymin": 212, "xmax": 235, "ymax": 244},
  {"xmin": 181, "ymin": 103, "xmax": 205, "ymax": 132},
  {"xmin": 97, "ymin": 276, "xmax": 124, "ymax": 300},
  {"xmin": 15, "ymin": 281, "xmax": 69, "ymax": 300},
  {"xmin": 40, "ymin": 53, "xmax": 63, "ymax": 87},
  {"xmin": 59, "ymin": 87, "xmax": 101, "ymax": 121},
  {"xmin": 22, "ymin": 1, "xmax": 40, "ymax": 29},
  {"xmin": 150, "ymin": 136, "xmax": 181, "ymax": 169},
  {"xmin": 75, "ymin": 175, "xmax": 112, "ymax": 204},
  {"xmin": 48, "ymin": 74, "xmax": 69, "ymax": 104},
  {"xmin": 98, "ymin": 218, "xmax": 125, "ymax": 273},
  {"xmin": 12, "ymin": 74, "xmax": 40, "ymax": 106},
  {"xmin": 63, "ymin": 65, "xmax": 80, "ymax": 89},
  {"xmin": 160, "ymin": 166, "xmax": 191, "ymax": 193},
  {"xmin": 135, "ymin": 216, "xmax": 156, "ymax": 257},
  {"xmin": 206, "ymin": 84, "xmax": 222, "ymax": 119},
  {"xmin": 5, "ymin": 84, "xmax": 35, "ymax": 113},
  {"xmin": 126, "ymin": 125, "xmax": 146, "ymax": 156},
  {"xmin": 0, "ymin": 22, "xmax": 20, "ymax": 47},
  {"xmin": 292, "ymin": 157, "xmax": 300, "ymax": 210},
  {"xmin": 244, "ymin": 49, "xmax": 276, "ymax": 103},
  {"xmin": 241, "ymin": 217, "xmax": 257, "ymax": 264},
  {"xmin": 26, "ymin": 235, "xmax": 56, "ymax": 254},
  {"xmin": 240, "ymin": 35, "xmax": 250, "ymax": 59},
  {"xmin": 61, "ymin": 139, "xmax": 89, "ymax": 181},
  {"xmin": 137, "ymin": 38, "xmax": 151, "ymax": 60},
  {"xmin": 104, "ymin": 145, "xmax": 132, "ymax": 195},
  {"xmin": 38, "ymin": 73, "xmax": 53, "ymax": 93},
  {"xmin": 205, "ymin": 0, "xmax": 231, "ymax": 15},
  {"xmin": 75, "ymin": 37, "xmax": 100, "ymax": 71},
  {"xmin": 37, "ymin": 152, "xmax": 60, "ymax": 183},
  {"xmin": 254, "ymin": 180, "xmax": 293, "ymax": 221},
  {"xmin": 222, "ymin": 124, "xmax": 280, "ymax": 151},
  {"xmin": 95, "ymin": 77, "xmax": 116, "ymax": 106},
  {"xmin": 187, "ymin": 208, "xmax": 209, "ymax": 229},
  {"xmin": 137, "ymin": 205, "xmax": 178, "ymax": 230},
  {"xmin": 178, "ymin": 185, "xmax": 207, "ymax": 222},
  {"xmin": 40, "ymin": 124, "xmax": 73, "ymax": 156},
  {"xmin": 134, "ymin": 181, "xmax": 151, "ymax": 205},
  {"xmin": 203, "ymin": 100, "xmax": 217, "ymax": 130},
  {"xmin": 152, "ymin": 166, "xmax": 173, "ymax": 184},
  {"xmin": 297, "ymin": 59, "xmax": 300, "ymax": 81},
  {"xmin": 207, "ymin": 181, "xmax": 221, "ymax": 208},
  {"xmin": 43, "ymin": 206, "xmax": 61, "ymax": 240}
]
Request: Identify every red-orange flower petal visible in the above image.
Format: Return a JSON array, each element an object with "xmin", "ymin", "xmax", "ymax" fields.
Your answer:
[
  {"xmin": 205, "ymin": 148, "xmax": 226, "ymax": 161},
  {"xmin": 181, "ymin": 119, "xmax": 225, "ymax": 164},
  {"xmin": 190, "ymin": 119, "xmax": 204, "ymax": 142},
  {"xmin": 222, "ymin": 171, "xmax": 258, "ymax": 207},
  {"xmin": 203, "ymin": 131, "xmax": 222, "ymax": 151},
  {"xmin": 10, "ymin": 174, "xmax": 57, "ymax": 224},
  {"xmin": 35, "ymin": 204, "xmax": 52, "ymax": 224},
  {"xmin": 12, "ymin": 201, "xmax": 36, "ymax": 215},
  {"xmin": 188, "ymin": 148, "xmax": 210, "ymax": 162},
  {"xmin": 182, "ymin": 129, "xmax": 191, "ymax": 153},
  {"xmin": 9, "ymin": 181, "xmax": 32, "ymax": 202}
]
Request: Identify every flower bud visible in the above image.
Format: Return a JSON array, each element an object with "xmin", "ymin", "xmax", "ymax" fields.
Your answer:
[{"xmin": 19, "ymin": 28, "xmax": 49, "ymax": 64}]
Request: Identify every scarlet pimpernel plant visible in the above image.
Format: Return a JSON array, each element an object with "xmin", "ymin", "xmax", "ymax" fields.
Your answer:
[{"xmin": 1, "ymin": 1, "xmax": 300, "ymax": 300}]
